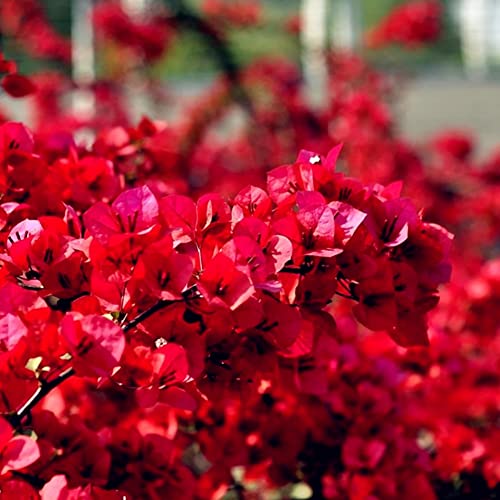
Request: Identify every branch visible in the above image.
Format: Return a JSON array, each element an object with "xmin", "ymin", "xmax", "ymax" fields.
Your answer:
[
  {"xmin": 6, "ymin": 287, "xmax": 201, "ymax": 429},
  {"xmin": 123, "ymin": 286, "xmax": 201, "ymax": 333},
  {"xmin": 6, "ymin": 367, "xmax": 75, "ymax": 428},
  {"xmin": 164, "ymin": 0, "xmax": 254, "ymax": 116},
  {"xmin": 334, "ymin": 291, "xmax": 359, "ymax": 301},
  {"xmin": 44, "ymin": 292, "xmax": 90, "ymax": 312},
  {"xmin": 122, "ymin": 298, "xmax": 181, "ymax": 333}
]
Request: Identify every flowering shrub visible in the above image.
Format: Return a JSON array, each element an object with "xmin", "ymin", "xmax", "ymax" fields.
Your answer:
[
  {"xmin": 0, "ymin": 117, "xmax": 454, "ymax": 497},
  {"xmin": 0, "ymin": 1, "xmax": 499, "ymax": 498}
]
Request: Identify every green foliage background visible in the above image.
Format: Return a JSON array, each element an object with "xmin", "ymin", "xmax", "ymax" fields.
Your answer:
[{"xmin": 1, "ymin": 0, "xmax": 462, "ymax": 78}]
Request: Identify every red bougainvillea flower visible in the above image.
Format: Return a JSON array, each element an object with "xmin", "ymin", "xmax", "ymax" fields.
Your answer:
[
  {"xmin": 60, "ymin": 313, "xmax": 125, "ymax": 377},
  {"xmin": 113, "ymin": 340, "xmax": 193, "ymax": 409},
  {"xmin": 0, "ymin": 52, "xmax": 36, "ymax": 98},
  {"xmin": 83, "ymin": 185, "xmax": 160, "ymax": 246},
  {"xmin": 0, "ymin": 94, "xmax": 465, "ymax": 499},
  {"xmin": 0, "ymin": 122, "xmax": 34, "ymax": 165},
  {"xmin": 0, "ymin": 417, "xmax": 40, "ymax": 476},
  {"xmin": 431, "ymin": 130, "xmax": 474, "ymax": 162},
  {"xmin": 69, "ymin": 155, "xmax": 121, "ymax": 208},
  {"xmin": 366, "ymin": 0, "xmax": 442, "ymax": 48},
  {"xmin": 202, "ymin": 0, "xmax": 261, "ymax": 27},
  {"xmin": 0, "ymin": 53, "xmax": 17, "ymax": 75},
  {"xmin": 197, "ymin": 253, "xmax": 255, "ymax": 311},
  {"xmin": 92, "ymin": 2, "xmax": 173, "ymax": 63},
  {"xmin": 129, "ymin": 238, "xmax": 193, "ymax": 302},
  {"xmin": 0, "ymin": 0, "xmax": 71, "ymax": 63},
  {"xmin": 364, "ymin": 196, "xmax": 418, "ymax": 247},
  {"xmin": 342, "ymin": 435, "xmax": 387, "ymax": 471},
  {"xmin": 352, "ymin": 262, "xmax": 397, "ymax": 331},
  {"xmin": 1, "ymin": 73, "xmax": 36, "ymax": 98}
]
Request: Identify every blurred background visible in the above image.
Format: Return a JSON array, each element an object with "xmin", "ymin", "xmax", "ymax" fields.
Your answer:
[{"xmin": 1, "ymin": 0, "xmax": 500, "ymax": 155}]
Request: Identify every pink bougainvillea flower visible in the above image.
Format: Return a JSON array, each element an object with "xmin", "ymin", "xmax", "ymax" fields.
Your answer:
[
  {"xmin": 0, "ymin": 122, "xmax": 34, "ymax": 165},
  {"xmin": 60, "ymin": 313, "xmax": 125, "ymax": 377},
  {"xmin": 0, "ymin": 417, "xmax": 40, "ymax": 476},
  {"xmin": 364, "ymin": 197, "xmax": 418, "ymax": 247},
  {"xmin": 352, "ymin": 264, "xmax": 398, "ymax": 331},
  {"xmin": 197, "ymin": 253, "xmax": 255, "ymax": 311},
  {"xmin": 0, "ymin": 313, "xmax": 28, "ymax": 351},
  {"xmin": 129, "ymin": 237, "xmax": 194, "ymax": 301},
  {"xmin": 83, "ymin": 185, "xmax": 159, "ymax": 246}
]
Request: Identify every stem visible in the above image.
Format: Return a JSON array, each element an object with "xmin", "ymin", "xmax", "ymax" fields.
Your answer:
[
  {"xmin": 6, "ymin": 287, "xmax": 201, "ymax": 429},
  {"xmin": 7, "ymin": 367, "xmax": 75, "ymax": 428},
  {"xmin": 122, "ymin": 286, "xmax": 201, "ymax": 333},
  {"xmin": 337, "ymin": 274, "xmax": 360, "ymax": 301},
  {"xmin": 280, "ymin": 266, "xmax": 304, "ymax": 275},
  {"xmin": 334, "ymin": 291, "xmax": 358, "ymax": 301},
  {"xmin": 165, "ymin": 0, "xmax": 254, "ymax": 116},
  {"xmin": 44, "ymin": 292, "xmax": 90, "ymax": 312},
  {"xmin": 122, "ymin": 299, "xmax": 181, "ymax": 333}
]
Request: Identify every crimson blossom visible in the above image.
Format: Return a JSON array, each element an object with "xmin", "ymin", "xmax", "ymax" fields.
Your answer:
[
  {"xmin": 366, "ymin": 0, "xmax": 442, "ymax": 49},
  {"xmin": 0, "ymin": 52, "xmax": 36, "ymax": 99},
  {"xmin": 0, "ymin": 117, "xmax": 454, "ymax": 498}
]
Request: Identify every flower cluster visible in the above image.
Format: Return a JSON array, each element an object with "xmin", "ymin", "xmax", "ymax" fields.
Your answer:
[
  {"xmin": 0, "ymin": 0, "xmax": 71, "ymax": 63},
  {"xmin": 0, "ymin": 118, "xmax": 453, "ymax": 497},
  {"xmin": 201, "ymin": 0, "xmax": 262, "ymax": 28},
  {"xmin": 0, "ymin": 52, "xmax": 36, "ymax": 99},
  {"xmin": 366, "ymin": 0, "xmax": 442, "ymax": 49},
  {"xmin": 93, "ymin": 3, "xmax": 174, "ymax": 65},
  {"xmin": 0, "ymin": 0, "xmax": 499, "ymax": 498}
]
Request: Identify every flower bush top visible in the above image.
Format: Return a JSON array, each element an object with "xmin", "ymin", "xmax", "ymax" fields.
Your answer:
[{"xmin": 0, "ymin": 118, "xmax": 454, "ymax": 497}]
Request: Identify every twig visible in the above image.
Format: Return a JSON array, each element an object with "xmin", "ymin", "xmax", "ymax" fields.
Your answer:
[
  {"xmin": 6, "ymin": 286, "xmax": 201, "ymax": 429},
  {"xmin": 165, "ymin": 0, "xmax": 255, "ymax": 116},
  {"xmin": 122, "ymin": 286, "xmax": 200, "ymax": 333},
  {"xmin": 6, "ymin": 367, "xmax": 75, "ymax": 428}
]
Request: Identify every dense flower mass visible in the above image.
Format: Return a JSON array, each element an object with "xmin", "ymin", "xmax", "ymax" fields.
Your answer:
[
  {"xmin": 0, "ymin": 119, "xmax": 454, "ymax": 498},
  {"xmin": 0, "ymin": 0, "xmax": 499, "ymax": 498}
]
